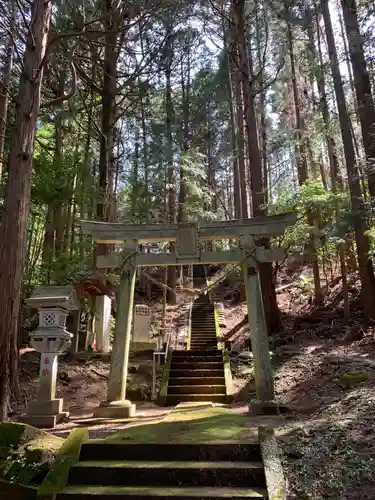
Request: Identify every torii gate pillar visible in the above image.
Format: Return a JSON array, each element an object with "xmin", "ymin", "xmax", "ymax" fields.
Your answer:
[
  {"xmin": 94, "ymin": 241, "xmax": 137, "ymax": 418},
  {"xmin": 241, "ymin": 235, "xmax": 276, "ymax": 412}
]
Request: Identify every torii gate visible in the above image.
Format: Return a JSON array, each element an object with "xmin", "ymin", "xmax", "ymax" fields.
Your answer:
[{"xmin": 81, "ymin": 212, "xmax": 297, "ymax": 417}]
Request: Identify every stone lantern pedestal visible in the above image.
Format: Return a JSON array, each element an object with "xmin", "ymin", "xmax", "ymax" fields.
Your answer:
[{"xmin": 24, "ymin": 286, "xmax": 79, "ymax": 428}]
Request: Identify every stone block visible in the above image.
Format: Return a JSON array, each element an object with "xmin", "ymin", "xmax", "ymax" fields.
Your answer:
[
  {"xmin": 22, "ymin": 411, "xmax": 69, "ymax": 429},
  {"xmin": 93, "ymin": 400, "xmax": 136, "ymax": 419},
  {"xmin": 28, "ymin": 398, "xmax": 63, "ymax": 416}
]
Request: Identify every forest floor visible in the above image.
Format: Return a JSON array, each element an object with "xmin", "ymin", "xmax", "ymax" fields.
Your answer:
[{"xmin": 11, "ymin": 273, "xmax": 375, "ymax": 500}]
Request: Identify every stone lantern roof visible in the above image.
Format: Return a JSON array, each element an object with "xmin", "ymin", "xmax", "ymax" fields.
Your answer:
[{"xmin": 25, "ymin": 285, "xmax": 79, "ymax": 310}]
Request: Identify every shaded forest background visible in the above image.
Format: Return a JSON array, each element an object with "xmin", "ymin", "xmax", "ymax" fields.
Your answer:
[{"xmin": 1, "ymin": 0, "xmax": 375, "ymax": 419}]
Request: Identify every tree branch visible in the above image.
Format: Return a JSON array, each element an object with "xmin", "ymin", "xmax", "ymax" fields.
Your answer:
[{"xmin": 41, "ymin": 59, "xmax": 77, "ymax": 108}]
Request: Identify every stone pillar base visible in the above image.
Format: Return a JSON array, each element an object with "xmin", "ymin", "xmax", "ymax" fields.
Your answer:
[
  {"xmin": 93, "ymin": 399, "xmax": 136, "ymax": 419},
  {"xmin": 249, "ymin": 399, "xmax": 283, "ymax": 416},
  {"xmin": 23, "ymin": 398, "xmax": 69, "ymax": 428}
]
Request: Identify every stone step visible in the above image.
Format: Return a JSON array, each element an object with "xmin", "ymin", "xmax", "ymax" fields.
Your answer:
[
  {"xmin": 190, "ymin": 330, "xmax": 216, "ymax": 334},
  {"xmin": 188, "ymin": 341, "xmax": 218, "ymax": 346},
  {"xmin": 169, "ymin": 369, "xmax": 225, "ymax": 378},
  {"xmin": 190, "ymin": 332, "xmax": 216, "ymax": 335},
  {"xmin": 168, "ymin": 377, "xmax": 225, "ymax": 386},
  {"xmin": 190, "ymin": 336, "xmax": 217, "ymax": 339},
  {"xmin": 190, "ymin": 338, "xmax": 217, "ymax": 341},
  {"xmin": 68, "ymin": 461, "xmax": 266, "ymax": 488},
  {"xmin": 191, "ymin": 319, "xmax": 215, "ymax": 322},
  {"xmin": 190, "ymin": 331, "xmax": 216, "ymax": 335},
  {"xmin": 172, "ymin": 349, "xmax": 219, "ymax": 356},
  {"xmin": 79, "ymin": 443, "xmax": 261, "ymax": 463},
  {"xmin": 191, "ymin": 322, "xmax": 215, "ymax": 331},
  {"xmin": 166, "ymin": 394, "xmax": 228, "ymax": 404},
  {"xmin": 189, "ymin": 344, "xmax": 218, "ymax": 348},
  {"xmin": 191, "ymin": 320, "xmax": 215, "ymax": 324},
  {"xmin": 172, "ymin": 355, "xmax": 222, "ymax": 362},
  {"xmin": 190, "ymin": 335, "xmax": 217, "ymax": 340},
  {"xmin": 167, "ymin": 385, "xmax": 226, "ymax": 395},
  {"xmin": 58, "ymin": 485, "xmax": 267, "ymax": 499},
  {"xmin": 170, "ymin": 362, "xmax": 223, "ymax": 370}
]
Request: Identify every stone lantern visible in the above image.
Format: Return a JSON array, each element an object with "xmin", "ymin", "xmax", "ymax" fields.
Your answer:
[{"xmin": 24, "ymin": 285, "xmax": 79, "ymax": 428}]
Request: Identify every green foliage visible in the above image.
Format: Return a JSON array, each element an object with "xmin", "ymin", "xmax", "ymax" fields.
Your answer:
[{"xmin": 270, "ymin": 180, "xmax": 351, "ymax": 261}]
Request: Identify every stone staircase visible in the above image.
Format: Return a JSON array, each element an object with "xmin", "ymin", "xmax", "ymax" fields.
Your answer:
[
  {"xmin": 165, "ymin": 280, "xmax": 229, "ymax": 405},
  {"xmin": 57, "ymin": 442, "xmax": 268, "ymax": 499}
]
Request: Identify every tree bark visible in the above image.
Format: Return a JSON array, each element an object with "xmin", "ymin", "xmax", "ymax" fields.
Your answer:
[
  {"xmin": 224, "ymin": 19, "xmax": 242, "ymax": 218},
  {"xmin": 0, "ymin": 0, "xmax": 52, "ymax": 421},
  {"xmin": 0, "ymin": 0, "xmax": 16, "ymax": 185},
  {"xmin": 229, "ymin": 12, "xmax": 248, "ymax": 218},
  {"xmin": 165, "ymin": 30, "xmax": 176, "ymax": 304},
  {"xmin": 232, "ymin": 0, "xmax": 281, "ymax": 332},
  {"xmin": 287, "ymin": 14, "xmax": 323, "ymax": 304},
  {"xmin": 322, "ymin": 0, "xmax": 375, "ymax": 318},
  {"xmin": 341, "ymin": 0, "xmax": 375, "ymax": 197}
]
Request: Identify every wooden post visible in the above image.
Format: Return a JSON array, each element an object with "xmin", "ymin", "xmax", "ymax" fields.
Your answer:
[
  {"xmin": 94, "ymin": 240, "xmax": 137, "ymax": 418},
  {"xmin": 240, "ymin": 235, "xmax": 276, "ymax": 411}
]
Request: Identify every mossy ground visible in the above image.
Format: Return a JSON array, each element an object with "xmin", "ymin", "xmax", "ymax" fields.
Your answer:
[
  {"xmin": 0, "ymin": 422, "xmax": 63, "ymax": 485},
  {"xmin": 98, "ymin": 406, "xmax": 257, "ymax": 444}
]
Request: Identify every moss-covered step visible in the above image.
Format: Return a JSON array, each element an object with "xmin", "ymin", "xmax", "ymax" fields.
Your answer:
[
  {"xmin": 57, "ymin": 485, "xmax": 267, "ymax": 499},
  {"xmin": 80, "ymin": 442, "xmax": 260, "ymax": 461},
  {"xmin": 166, "ymin": 394, "xmax": 227, "ymax": 404},
  {"xmin": 68, "ymin": 460, "xmax": 266, "ymax": 488}
]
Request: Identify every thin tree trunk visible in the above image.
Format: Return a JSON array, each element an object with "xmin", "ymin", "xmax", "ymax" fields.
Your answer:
[
  {"xmin": 287, "ymin": 15, "xmax": 323, "ymax": 304},
  {"xmin": 178, "ymin": 44, "xmax": 190, "ymax": 224},
  {"xmin": 322, "ymin": 0, "xmax": 375, "ymax": 318},
  {"xmin": 0, "ymin": 0, "xmax": 52, "ymax": 422},
  {"xmin": 341, "ymin": 0, "xmax": 375, "ymax": 197},
  {"xmin": 165, "ymin": 31, "xmax": 176, "ymax": 304},
  {"xmin": 0, "ymin": 0, "xmax": 16, "ymax": 185},
  {"xmin": 255, "ymin": 1, "xmax": 269, "ymax": 205},
  {"xmin": 230, "ymin": 13, "xmax": 248, "ymax": 218},
  {"xmin": 224, "ymin": 19, "xmax": 242, "ymax": 218},
  {"xmin": 313, "ymin": 12, "xmax": 349, "ymax": 317}
]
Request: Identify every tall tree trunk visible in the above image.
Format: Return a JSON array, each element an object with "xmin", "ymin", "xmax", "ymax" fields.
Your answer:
[
  {"xmin": 313, "ymin": 16, "xmax": 343, "ymax": 190},
  {"xmin": 230, "ymin": 14, "xmax": 248, "ymax": 218},
  {"xmin": 0, "ymin": 0, "xmax": 52, "ymax": 422},
  {"xmin": 312, "ymin": 14, "xmax": 348, "ymax": 316},
  {"xmin": 165, "ymin": 31, "xmax": 176, "ymax": 304},
  {"xmin": 232, "ymin": 0, "xmax": 281, "ymax": 332},
  {"xmin": 255, "ymin": 0, "xmax": 269, "ymax": 205},
  {"xmin": 287, "ymin": 15, "xmax": 323, "ymax": 304},
  {"xmin": 225, "ymin": 19, "xmax": 242, "ymax": 218},
  {"xmin": 322, "ymin": 0, "xmax": 375, "ymax": 318},
  {"xmin": 178, "ymin": 44, "xmax": 190, "ymax": 224},
  {"xmin": 53, "ymin": 72, "xmax": 65, "ymax": 263},
  {"xmin": 341, "ymin": 0, "xmax": 375, "ymax": 197},
  {"xmin": 97, "ymin": 1, "xmax": 122, "ymax": 257},
  {"xmin": 0, "ymin": 0, "xmax": 16, "ymax": 185},
  {"xmin": 131, "ymin": 122, "xmax": 140, "ymax": 217}
]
